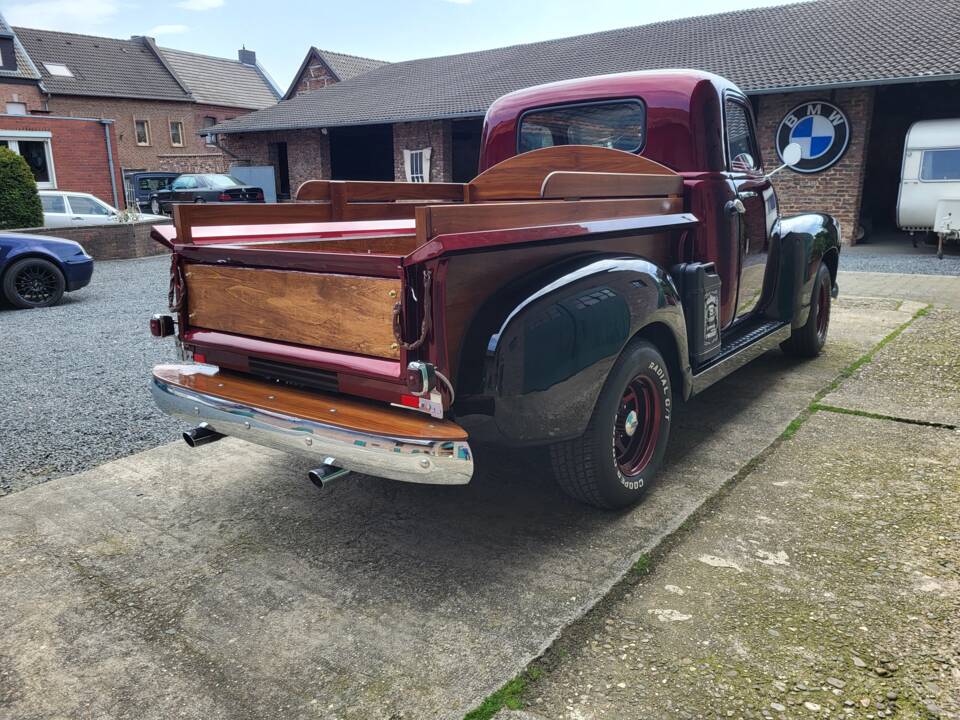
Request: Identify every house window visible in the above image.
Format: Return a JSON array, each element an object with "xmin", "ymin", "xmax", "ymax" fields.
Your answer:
[
  {"xmin": 0, "ymin": 131, "xmax": 56, "ymax": 188},
  {"xmin": 169, "ymin": 120, "xmax": 184, "ymax": 147},
  {"xmin": 5, "ymin": 102, "xmax": 27, "ymax": 115},
  {"xmin": 202, "ymin": 116, "xmax": 217, "ymax": 145},
  {"xmin": 134, "ymin": 119, "xmax": 151, "ymax": 146},
  {"xmin": 403, "ymin": 147, "xmax": 431, "ymax": 183},
  {"xmin": 43, "ymin": 62, "xmax": 73, "ymax": 77}
]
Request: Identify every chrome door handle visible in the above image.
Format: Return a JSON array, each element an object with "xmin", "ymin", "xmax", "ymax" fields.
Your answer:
[
  {"xmin": 725, "ymin": 199, "xmax": 746, "ymax": 216},
  {"xmin": 739, "ymin": 191, "xmax": 758, "ymax": 200}
]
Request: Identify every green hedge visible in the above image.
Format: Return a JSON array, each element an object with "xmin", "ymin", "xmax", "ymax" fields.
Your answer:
[{"xmin": 0, "ymin": 147, "xmax": 44, "ymax": 230}]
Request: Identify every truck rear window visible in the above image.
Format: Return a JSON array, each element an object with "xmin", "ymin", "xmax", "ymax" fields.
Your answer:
[
  {"xmin": 518, "ymin": 100, "xmax": 646, "ymax": 154},
  {"xmin": 921, "ymin": 148, "xmax": 960, "ymax": 181}
]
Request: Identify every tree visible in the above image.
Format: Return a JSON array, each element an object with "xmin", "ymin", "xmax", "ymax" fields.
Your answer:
[{"xmin": 0, "ymin": 147, "xmax": 44, "ymax": 230}]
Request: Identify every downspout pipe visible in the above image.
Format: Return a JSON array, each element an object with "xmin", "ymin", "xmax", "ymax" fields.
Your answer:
[{"xmin": 100, "ymin": 119, "xmax": 120, "ymax": 209}]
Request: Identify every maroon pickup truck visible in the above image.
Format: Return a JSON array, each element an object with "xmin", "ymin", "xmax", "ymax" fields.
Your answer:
[{"xmin": 149, "ymin": 70, "xmax": 839, "ymax": 509}]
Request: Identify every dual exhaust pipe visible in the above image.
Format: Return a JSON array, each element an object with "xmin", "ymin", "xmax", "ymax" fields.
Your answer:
[{"xmin": 182, "ymin": 425, "xmax": 349, "ymax": 489}]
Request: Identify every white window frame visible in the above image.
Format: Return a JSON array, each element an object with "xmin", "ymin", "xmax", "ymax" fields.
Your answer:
[
  {"xmin": 0, "ymin": 130, "xmax": 56, "ymax": 189},
  {"xmin": 5, "ymin": 102, "xmax": 27, "ymax": 115},
  {"xmin": 403, "ymin": 147, "xmax": 431, "ymax": 183},
  {"xmin": 169, "ymin": 120, "xmax": 184, "ymax": 147},
  {"xmin": 43, "ymin": 62, "xmax": 73, "ymax": 77},
  {"xmin": 134, "ymin": 118, "xmax": 151, "ymax": 146}
]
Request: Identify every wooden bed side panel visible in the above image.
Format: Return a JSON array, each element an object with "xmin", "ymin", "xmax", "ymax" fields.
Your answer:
[
  {"xmin": 297, "ymin": 179, "xmax": 465, "ymax": 203},
  {"xmin": 174, "ymin": 203, "xmax": 333, "ymax": 244},
  {"xmin": 185, "ymin": 265, "xmax": 401, "ymax": 359},
  {"xmin": 468, "ymin": 145, "xmax": 678, "ymax": 201},
  {"xmin": 540, "ymin": 171, "xmax": 683, "ymax": 199},
  {"xmin": 417, "ymin": 197, "xmax": 681, "ymax": 244},
  {"xmin": 442, "ymin": 231, "xmax": 677, "ymax": 381}
]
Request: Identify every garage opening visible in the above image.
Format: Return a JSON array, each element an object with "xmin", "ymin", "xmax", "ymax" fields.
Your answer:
[
  {"xmin": 329, "ymin": 124, "xmax": 394, "ymax": 181},
  {"xmin": 451, "ymin": 118, "xmax": 484, "ymax": 183},
  {"xmin": 859, "ymin": 79, "xmax": 960, "ymax": 243}
]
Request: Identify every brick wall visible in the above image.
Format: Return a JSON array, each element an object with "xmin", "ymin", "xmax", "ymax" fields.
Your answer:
[
  {"xmin": 221, "ymin": 129, "xmax": 330, "ymax": 194},
  {"xmin": 0, "ymin": 81, "xmax": 46, "ymax": 113},
  {"xmin": 15, "ymin": 219, "xmax": 171, "ymax": 260},
  {"xmin": 46, "ymin": 95, "xmax": 256, "ymax": 172},
  {"xmin": 0, "ymin": 114, "xmax": 122, "ymax": 204},
  {"xmin": 756, "ymin": 87, "xmax": 874, "ymax": 245},
  {"xmin": 289, "ymin": 55, "xmax": 339, "ymax": 96},
  {"xmin": 392, "ymin": 120, "xmax": 452, "ymax": 182}
]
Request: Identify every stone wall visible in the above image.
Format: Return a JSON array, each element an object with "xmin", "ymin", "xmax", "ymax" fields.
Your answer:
[
  {"xmin": 0, "ymin": 81, "xmax": 46, "ymax": 113},
  {"xmin": 392, "ymin": 120, "xmax": 451, "ymax": 182},
  {"xmin": 221, "ymin": 129, "xmax": 330, "ymax": 195},
  {"xmin": 755, "ymin": 87, "xmax": 875, "ymax": 245},
  {"xmin": 18, "ymin": 219, "xmax": 171, "ymax": 260},
  {"xmin": 288, "ymin": 53, "xmax": 339, "ymax": 97}
]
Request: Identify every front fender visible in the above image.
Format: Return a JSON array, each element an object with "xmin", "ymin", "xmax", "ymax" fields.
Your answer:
[
  {"xmin": 767, "ymin": 213, "xmax": 841, "ymax": 327},
  {"xmin": 456, "ymin": 255, "xmax": 687, "ymax": 445}
]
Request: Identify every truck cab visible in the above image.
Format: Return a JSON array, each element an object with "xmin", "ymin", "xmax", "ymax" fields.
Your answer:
[{"xmin": 149, "ymin": 70, "xmax": 840, "ymax": 509}]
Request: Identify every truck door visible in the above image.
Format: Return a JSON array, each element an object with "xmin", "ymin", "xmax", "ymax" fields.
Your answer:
[{"xmin": 723, "ymin": 97, "xmax": 776, "ymax": 323}]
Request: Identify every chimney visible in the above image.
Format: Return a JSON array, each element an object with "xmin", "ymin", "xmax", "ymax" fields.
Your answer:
[{"xmin": 238, "ymin": 47, "xmax": 256, "ymax": 65}]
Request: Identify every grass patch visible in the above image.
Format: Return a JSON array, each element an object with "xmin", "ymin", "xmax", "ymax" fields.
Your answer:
[
  {"xmin": 629, "ymin": 554, "xmax": 652, "ymax": 578},
  {"xmin": 463, "ymin": 674, "xmax": 529, "ymax": 720}
]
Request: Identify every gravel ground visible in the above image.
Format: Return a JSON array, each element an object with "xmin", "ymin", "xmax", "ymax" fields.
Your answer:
[
  {"xmin": 840, "ymin": 240, "xmax": 960, "ymax": 276},
  {"xmin": 0, "ymin": 254, "xmax": 181, "ymax": 496}
]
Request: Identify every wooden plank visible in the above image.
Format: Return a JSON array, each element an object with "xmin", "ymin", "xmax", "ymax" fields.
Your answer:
[
  {"xmin": 419, "ymin": 197, "xmax": 682, "ymax": 241},
  {"xmin": 469, "ymin": 145, "xmax": 678, "ymax": 201},
  {"xmin": 540, "ymin": 171, "xmax": 683, "ymax": 199},
  {"xmin": 155, "ymin": 365, "xmax": 466, "ymax": 440},
  {"xmin": 174, "ymin": 203, "xmax": 332, "ymax": 245},
  {"xmin": 185, "ymin": 265, "xmax": 401, "ymax": 359},
  {"xmin": 295, "ymin": 180, "xmax": 332, "ymax": 201},
  {"xmin": 297, "ymin": 179, "xmax": 465, "ymax": 203}
]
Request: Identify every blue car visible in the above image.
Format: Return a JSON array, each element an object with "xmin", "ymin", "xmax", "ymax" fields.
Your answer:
[{"xmin": 0, "ymin": 232, "xmax": 94, "ymax": 308}]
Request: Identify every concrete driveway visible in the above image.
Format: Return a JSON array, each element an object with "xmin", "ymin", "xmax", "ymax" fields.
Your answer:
[{"xmin": 0, "ymin": 295, "xmax": 924, "ymax": 720}]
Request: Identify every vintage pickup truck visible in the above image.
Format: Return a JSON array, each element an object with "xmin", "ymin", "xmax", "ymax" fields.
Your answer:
[{"xmin": 149, "ymin": 70, "xmax": 840, "ymax": 509}]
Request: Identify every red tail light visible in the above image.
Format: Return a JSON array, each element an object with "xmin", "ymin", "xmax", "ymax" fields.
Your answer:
[
  {"xmin": 193, "ymin": 352, "xmax": 207, "ymax": 364},
  {"xmin": 217, "ymin": 192, "xmax": 231, "ymax": 201}
]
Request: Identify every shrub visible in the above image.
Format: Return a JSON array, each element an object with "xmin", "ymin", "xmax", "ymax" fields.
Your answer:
[{"xmin": 0, "ymin": 147, "xmax": 44, "ymax": 230}]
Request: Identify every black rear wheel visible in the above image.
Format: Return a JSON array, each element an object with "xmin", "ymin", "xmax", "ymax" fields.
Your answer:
[
  {"xmin": 3, "ymin": 257, "xmax": 66, "ymax": 309},
  {"xmin": 549, "ymin": 339, "xmax": 672, "ymax": 509},
  {"xmin": 781, "ymin": 262, "xmax": 832, "ymax": 357}
]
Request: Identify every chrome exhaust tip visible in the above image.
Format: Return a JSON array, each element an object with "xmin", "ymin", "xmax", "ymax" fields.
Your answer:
[
  {"xmin": 182, "ymin": 423, "xmax": 225, "ymax": 448},
  {"xmin": 308, "ymin": 458, "xmax": 350, "ymax": 489}
]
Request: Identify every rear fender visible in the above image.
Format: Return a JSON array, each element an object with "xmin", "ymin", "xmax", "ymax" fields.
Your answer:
[
  {"xmin": 456, "ymin": 255, "xmax": 688, "ymax": 445},
  {"xmin": 766, "ymin": 213, "xmax": 841, "ymax": 327}
]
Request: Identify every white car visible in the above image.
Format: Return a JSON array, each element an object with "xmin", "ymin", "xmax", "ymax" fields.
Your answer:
[{"xmin": 39, "ymin": 191, "xmax": 167, "ymax": 228}]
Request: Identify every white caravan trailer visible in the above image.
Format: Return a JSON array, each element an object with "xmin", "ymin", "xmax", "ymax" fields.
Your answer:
[{"xmin": 898, "ymin": 119, "xmax": 960, "ymax": 258}]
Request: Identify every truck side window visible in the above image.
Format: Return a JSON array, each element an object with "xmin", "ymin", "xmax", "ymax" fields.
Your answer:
[
  {"xmin": 725, "ymin": 100, "xmax": 760, "ymax": 173},
  {"xmin": 518, "ymin": 100, "xmax": 646, "ymax": 154}
]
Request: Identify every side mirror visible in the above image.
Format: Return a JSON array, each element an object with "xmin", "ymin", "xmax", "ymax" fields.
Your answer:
[{"xmin": 766, "ymin": 142, "xmax": 802, "ymax": 179}]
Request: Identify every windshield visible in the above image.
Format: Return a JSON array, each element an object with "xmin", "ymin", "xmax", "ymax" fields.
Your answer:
[
  {"xmin": 518, "ymin": 100, "xmax": 646, "ymax": 154},
  {"xmin": 202, "ymin": 174, "xmax": 244, "ymax": 189}
]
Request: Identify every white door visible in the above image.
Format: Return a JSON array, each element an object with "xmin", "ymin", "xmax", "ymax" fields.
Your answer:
[
  {"xmin": 40, "ymin": 194, "xmax": 71, "ymax": 228},
  {"xmin": 65, "ymin": 195, "xmax": 116, "ymax": 226}
]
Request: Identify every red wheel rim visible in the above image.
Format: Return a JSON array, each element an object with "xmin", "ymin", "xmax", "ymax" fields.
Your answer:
[
  {"xmin": 816, "ymin": 279, "xmax": 831, "ymax": 341},
  {"xmin": 614, "ymin": 375, "xmax": 662, "ymax": 477}
]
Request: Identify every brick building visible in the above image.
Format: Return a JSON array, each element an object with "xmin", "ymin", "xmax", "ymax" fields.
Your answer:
[
  {"xmin": 211, "ymin": 0, "xmax": 960, "ymax": 244},
  {"xmin": 283, "ymin": 48, "xmax": 386, "ymax": 99}
]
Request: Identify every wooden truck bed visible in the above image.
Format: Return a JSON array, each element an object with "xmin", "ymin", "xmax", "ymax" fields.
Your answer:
[{"xmin": 156, "ymin": 145, "xmax": 697, "ymax": 396}]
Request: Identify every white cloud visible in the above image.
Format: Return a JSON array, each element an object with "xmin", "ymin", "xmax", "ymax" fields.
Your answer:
[
  {"xmin": 146, "ymin": 24, "xmax": 190, "ymax": 36},
  {"xmin": 3, "ymin": 0, "xmax": 120, "ymax": 32},
  {"xmin": 175, "ymin": 0, "xmax": 225, "ymax": 10}
]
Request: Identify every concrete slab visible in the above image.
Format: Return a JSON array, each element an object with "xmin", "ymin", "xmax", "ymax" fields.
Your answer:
[
  {"xmin": 823, "ymin": 307, "xmax": 960, "ymax": 427},
  {"xmin": 0, "ymin": 299, "xmax": 916, "ymax": 720},
  {"xmin": 839, "ymin": 271, "xmax": 960, "ymax": 309},
  {"xmin": 521, "ymin": 412, "xmax": 960, "ymax": 719}
]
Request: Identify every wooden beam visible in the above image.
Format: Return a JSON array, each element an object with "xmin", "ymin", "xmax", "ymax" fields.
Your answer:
[{"xmin": 540, "ymin": 171, "xmax": 683, "ymax": 200}]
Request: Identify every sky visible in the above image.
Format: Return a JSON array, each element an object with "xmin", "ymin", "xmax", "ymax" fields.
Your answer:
[{"xmin": 1, "ymin": 0, "xmax": 792, "ymax": 92}]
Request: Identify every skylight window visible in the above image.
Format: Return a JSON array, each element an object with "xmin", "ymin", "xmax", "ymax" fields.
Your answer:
[{"xmin": 43, "ymin": 63, "xmax": 73, "ymax": 77}]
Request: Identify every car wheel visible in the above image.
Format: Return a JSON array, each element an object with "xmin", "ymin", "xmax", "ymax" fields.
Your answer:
[
  {"xmin": 194, "ymin": 198, "xmax": 206, "ymax": 204},
  {"xmin": 150, "ymin": 198, "xmax": 161, "ymax": 215},
  {"xmin": 2, "ymin": 257, "xmax": 66, "ymax": 309},
  {"xmin": 549, "ymin": 339, "xmax": 672, "ymax": 509},
  {"xmin": 781, "ymin": 262, "xmax": 832, "ymax": 358}
]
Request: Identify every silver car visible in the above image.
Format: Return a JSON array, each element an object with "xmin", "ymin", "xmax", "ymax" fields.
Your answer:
[{"xmin": 39, "ymin": 191, "xmax": 167, "ymax": 228}]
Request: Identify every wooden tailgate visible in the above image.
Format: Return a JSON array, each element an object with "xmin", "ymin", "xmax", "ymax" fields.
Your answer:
[{"xmin": 184, "ymin": 265, "xmax": 401, "ymax": 359}]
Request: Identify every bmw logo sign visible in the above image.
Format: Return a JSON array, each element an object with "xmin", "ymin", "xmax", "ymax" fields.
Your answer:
[{"xmin": 776, "ymin": 101, "xmax": 850, "ymax": 174}]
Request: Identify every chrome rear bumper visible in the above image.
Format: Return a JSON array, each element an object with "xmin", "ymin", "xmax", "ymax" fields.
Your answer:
[{"xmin": 151, "ymin": 373, "xmax": 473, "ymax": 486}]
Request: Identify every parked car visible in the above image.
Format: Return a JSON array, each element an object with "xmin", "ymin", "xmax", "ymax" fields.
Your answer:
[
  {"xmin": 0, "ymin": 231, "xmax": 93, "ymax": 308},
  {"xmin": 124, "ymin": 171, "xmax": 178, "ymax": 211},
  {"xmin": 39, "ymin": 191, "xmax": 167, "ymax": 228},
  {"xmin": 148, "ymin": 70, "xmax": 840, "ymax": 510},
  {"xmin": 897, "ymin": 118, "xmax": 960, "ymax": 258},
  {"xmin": 149, "ymin": 174, "xmax": 265, "ymax": 215}
]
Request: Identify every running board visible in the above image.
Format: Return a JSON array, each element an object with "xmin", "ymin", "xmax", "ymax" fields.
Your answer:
[{"xmin": 690, "ymin": 321, "xmax": 791, "ymax": 395}]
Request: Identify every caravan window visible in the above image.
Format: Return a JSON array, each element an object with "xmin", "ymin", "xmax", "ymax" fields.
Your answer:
[{"xmin": 920, "ymin": 148, "xmax": 960, "ymax": 181}]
